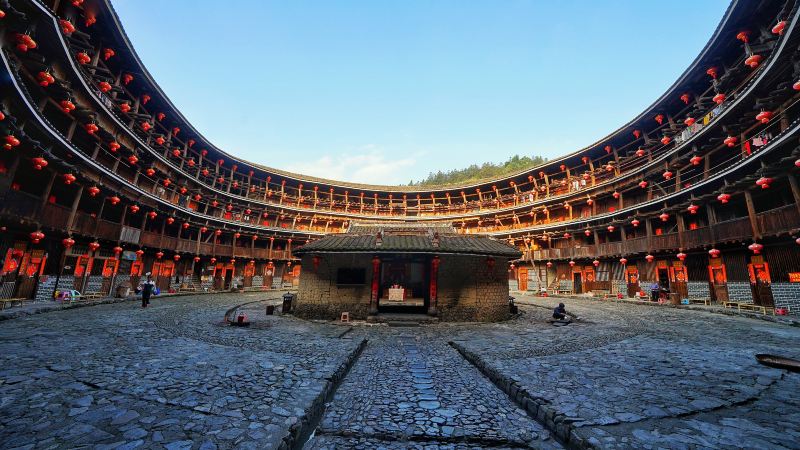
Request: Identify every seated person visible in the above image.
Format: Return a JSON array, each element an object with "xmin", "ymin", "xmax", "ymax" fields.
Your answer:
[{"xmin": 553, "ymin": 302, "xmax": 568, "ymax": 320}]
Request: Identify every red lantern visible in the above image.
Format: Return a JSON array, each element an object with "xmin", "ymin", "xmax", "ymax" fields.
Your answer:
[
  {"xmin": 794, "ymin": 81, "xmax": 800, "ymax": 91},
  {"xmin": 796, "ymin": 237, "xmax": 800, "ymax": 245},
  {"xmin": 194, "ymin": 256, "xmax": 201, "ymax": 263},
  {"xmin": 173, "ymin": 254, "xmax": 181, "ymax": 261},
  {"xmin": 147, "ymin": 211, "xmax": 157, "ymax": 220},
  {"xmin": 109, "ymin": 195, "xmax": 121, "ymax": 205},
  {"xmin": 166, "ymin": 217, "xmax": 175, "ymax": 225},
  {"xmin": 62, "ymin": 173, "xmax": 77, "ymax": 185},
  {"xmin": 145, "ymin": 168, "xmax": 156, "ymax": 177},
  {"xmin": 663, "ymin": 170, "xmax": 673, "ymax": 180},
  {"xmin": 684, "ymin": 117, "xmax": 695, "ymax": 127},
  {"xmin": 744, "ymin": 54, "xmax": 762, "ymax": 68},
  {"xmin": 755, "ymin": 177, "xmax": 773, "ymax": 189},
  {"xmin": 123, "ymin": 73, "xmax": 134, "ymax": 85},
  {"xmin": 76, "ymin": 52, "xmax": 91, "ymax": 64},
  {"xmin": 119, "ymin": 102, "xmax": 131, "ymax": 113},
  {"xmin": 708, "ymin": 248, "xmax": 721, "ymax": 258},
  {"xmin": 163, "ymin": 178, "xmax": 171, "ymax": 187},
  {"xmin": 29, "ymin": 231, "xmax": 45, "ymax": 244},
  {"xmin": 639, "ymin": 181, "xmax": 648, "ymax": 189},
  {"xmin": 156, "ymin": 251, "xmax": 164, "ymax": 259},
  {"xmin": 109, "ymin": 141, "xmax": 121, "ymax": 152},
  {"xmin": 661, "ymin": 136, "xmax": 671, "ymax": 145},
  {"xmin": 631, "ymin": 219, "xmax": 640, "ymax": 227},
  {"xmin": 88, "ymin": 241, "xmax": 101, "ymax": 252},
  {"xmin": 182, "ymin": 222, "xmax": 190, "ymax": 229},
  {"xmin": 585, "ymin": 229, "xmax": 591, "ymax": 236},
  {"xmin": 129, "ymin": 205, "xmax": 140, "ymax": 214},
  {"xmin": 210, "ymin": 257, "xmax": 217, "ymax": 264},
  {"xmin": 613, "ymin": 191, "xmax": 620, "ymax": 199},
  {"xmin": 748, "ymin": 242, "xmax": 763, "ymax": 254},
  {"xmin": 98, "ymin": 81, "xmax": 112, "ymax": 93},
  {"xmin": 690, "ymin": 155, "xmax": 702, "ymax": 166},
  {"xmin": 717, "ymin": 193, "xmax": 731, "ymax": 204},
  {"xmin": 687, "ymin": 204, "xmax": 699, "ymax": 214},
  {"xmin": 245, "ymin": 208, "xmax": 252, "ymax": 215},
  {"xmin": 194, "ymin": 194, "xmax": 202, "ymax": 201},
  {"xmin": 230, "ymin": 258, "xmax": 236, "ymax": 264},
  {"xmin": 155, "ymin": 136, "xmax": 165, "ymax": 145},
  {"xmin": 713, "ymin": 93, "xmax": 726, "ymax": 104},
  {"xmin": 3, "ymin": 134, "xmax": 20, "ymax": 149},
  {"xmin": 680, "ymin": 93, "xmax": 690, "ymax": 104},
  {"xmin": 659, "ymin": 212, "xmax": 670, "ymax": 222},
  {"xmin": 645, "ymin": 254, "xmax": 654, "ymax": 263},
  {"xmin": 234, "ymin": 232, "xmax": 241, "ymax": 239},
  {"xmin": 141, "ymin": 121, "xmax": 151, "ymax": 131},
  {"xmin": 215, "ymin": 229, "xmax": 222, "ymax": 236},
  {"xmin": 172, "ymin": 127, "xmax": 180, "ymax": 136},
  {"xmin": 211, "ymin": 200, "xmax": 219, "ymax": 207},
  {"xmin": 546, "ymin": 261, "xmax": 553, "ymax": 268},
  {"xmin": 172, "ymin": 149, "xmax": 181, "ymax": 158},
  {"xmin": 755, "ymin": 110, "xmax": 773, "ymax": 124},
  {"xmin": 37, "ymin": 71, "xmax": 55, "ymax": 87},
  {"xmin": 135, "ymin": 249, "xmax": 144, "ymax": 257},
  {"xmin": 59, "ymin": 19, "xmax": 76, "ymax": 34},
  {"xmin": 226, "ymin": 204, "xmax": 233, "ymax": 212},
  {"xmin": 128, "ymin": 155, "xmax": 138, "ymax": 165},
  {"xmin": 202, "ymin": 168, "xmax": 210, "ymax": 177},
  {"xmin": 568, "ymin": 260, "xmax": 576, "ymax": 267},
  {"xmin": 563, "ymin": 232, "xmax": 571, "ymax": 239},
  {"xmin": 772, "ymin": 20, "xmax": 787, "ymax": 35},
  {"xmin": 59, "ymin": 99, "xmax": 75, "ymax": 114},
  {"xmin": 113, "ymin": 246, "xmax": 123, "ymax": 255},
  {"xmin": 157, "ymin": 112, "xmax": 166, "ymax": 121},
  {"xmin": 655, "ymin": 114, "xmax": 664, "ymax": 125},
  {"xmin": 32, "ymin": 157, "xmax": 48, "ymax": 170},
  {"xmin": 102, "ymin": 48, "xmax": 115, "ymax": 60},
  {"xmin": 619, "ymin": 257, "xmax": 628, "ymax": 265},
  {"xmin": 586, "ymin": 198, "xmax": 593, "ymax": 205},
  {"xmin": 706, "ymin": 67, "xmax": 718, "ymax": 79},
  {"xmin": 142, "ymin": 94, "xmax": 151, "ymax": 104},
  {"xmin": 200, "ymin": 226, "xmax": 208, "ymax": 234},
  {"xmin": 724, "ymin": 136, "xmax": 738, "ymax": 147},
  {"xmin": 676, "ymin": 252, "xmax": 687, "ymax": 261},
  {"xmin": 187, "ymin": 159, "xmax": 195, "ymax": 167},
  {"xmin": 796, "ymin": 159, "xmax": 800, "ymax": 168},
  {"xmin": 179, "ymin": 187, "xmax": 188, "ymax": 195},
  {"xmin": 633, "ymin": 129, "xmax": 641, "ymax": 139},
  {"xmin": 607, "ymin": 225, "xmax": 615, "ymax": 233}
]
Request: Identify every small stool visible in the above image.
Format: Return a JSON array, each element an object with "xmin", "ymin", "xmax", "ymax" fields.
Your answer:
[{"xmin": 340, "ymin": 312, "xmax": 350, "ymax": 322}]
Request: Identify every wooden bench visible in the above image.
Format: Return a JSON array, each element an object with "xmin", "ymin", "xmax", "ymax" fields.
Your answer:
[
  {"xmin": 688, "ymin": 298, "xmax": 711, "ymax": 306},
  {"xmin": 0, "ymin": 298, "xmax": 29, "ymax": 310},
  {"xmin": 724, "ymin": 301, "xmax": 769, "ymax": 315}
]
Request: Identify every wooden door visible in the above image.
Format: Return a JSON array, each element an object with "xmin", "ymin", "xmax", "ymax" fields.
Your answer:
[
  {"xmin": 708, "ymin": 262, "xmax": 728, "ymax": 303},
  {"xmin": 748, "ymin": 258, "xmax": 774, "ymax": 307},
  {"xmin": 626, "ymin": 265, "xmax": 640, "ymax": 298},
  {"xmin": 669, "ymin": 263, "xmax": 688, "ymax": 299},
  {"xmin": 572, "ymin": 272, "xmax": 582, "ymax": 294},
  {"xmin": 518, "ymin": 268, "xmax": 528, "ymax": 291}
]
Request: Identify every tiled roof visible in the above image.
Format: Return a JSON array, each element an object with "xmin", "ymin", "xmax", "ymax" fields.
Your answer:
[{"xmin": 294, "ymin": 233, "xmax": 520, "ymax": 258}]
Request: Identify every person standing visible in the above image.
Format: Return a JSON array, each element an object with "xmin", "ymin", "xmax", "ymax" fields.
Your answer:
[{"xmin": 138, "ymin": 273, "xmax": 156, "ymax": 308}]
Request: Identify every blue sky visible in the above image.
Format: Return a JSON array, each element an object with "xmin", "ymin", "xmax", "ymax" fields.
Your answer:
[{"xmin": 113, "ymin": 0, "xmax": 729, "ymax": 185}]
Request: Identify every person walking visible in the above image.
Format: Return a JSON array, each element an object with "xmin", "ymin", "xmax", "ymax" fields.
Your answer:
[{"xmin": 138, "ymin": 272, "xmax": 156, "ymax": 308}]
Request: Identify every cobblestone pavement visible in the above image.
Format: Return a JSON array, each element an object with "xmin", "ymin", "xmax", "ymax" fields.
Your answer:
[
  {"xmin": 1, "ymin": 293, "xmax": 799, "ymax": 449},
  {"xmin": 307, "ymin": 328, "xmax": 559, "ymax": 449},
  {"xmin": 450, "ymin": 295, "xmax": 800, "ymax": 449},
  {"xmin": 0, "ymin": 293, "xmax": 362, "ymax": 450}
]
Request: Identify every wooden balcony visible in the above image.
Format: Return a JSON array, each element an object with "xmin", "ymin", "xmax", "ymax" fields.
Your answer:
[
  {"xmin": 757, "ymin": 204, "xmax": 800, "ymax": 236},
  {"xmin": 651, "ymin": 232, "xmax": 680, "ymax": 251},
  {"xmin": 714, "ymin": 217, "xmax": 752, "ymax": 242}
]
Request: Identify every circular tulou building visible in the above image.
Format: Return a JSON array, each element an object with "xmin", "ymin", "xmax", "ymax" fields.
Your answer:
[{"xmin": 1, "ymin": 0, "xmax": 800, "ymax": 320}]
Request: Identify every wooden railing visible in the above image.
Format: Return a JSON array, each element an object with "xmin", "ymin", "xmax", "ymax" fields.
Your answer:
[
  {"xmin": 714, "ymin": 217, "xmax": 752, "ymax": 242},
  {"xmin": 757, "ymin": 204, "xmax": 800, "ymax": 235}
]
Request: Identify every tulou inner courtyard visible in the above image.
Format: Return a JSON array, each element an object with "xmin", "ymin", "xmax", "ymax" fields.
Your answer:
[{"xmin": 1, "ymin": 293, "xmax": 799, "ymax": 450}]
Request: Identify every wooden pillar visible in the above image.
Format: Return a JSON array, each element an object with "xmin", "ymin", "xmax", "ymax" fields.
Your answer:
[
  {"xmin": 645, "ymin": 218, "xmax": 653, "ymax": 252},
  {"xmin": 677, "ymin": 212, "xmax": 686, "ymax": 249},
  {"xmin": 369, "ymin": 256, "xmax": 380, "ymax": 315},
  {"xmin": 66, "ymin": 186, "xmax": 84, "ymax": 232},
  {"xmin": 743, "ymin": 190, "xmax": 760, "ymax": 239},
  {"xmin": 428, "ymin": 255, "xmax": 439, "ymax": 316},
  {"xmin": 788, "ymin": 174, "xmax": 800, "ymax": 217}
]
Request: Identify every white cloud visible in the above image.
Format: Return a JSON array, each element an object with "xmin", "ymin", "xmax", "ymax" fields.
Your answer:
[{"xmin": 284, "ymin": 145, "xmax": 418, "ymax": 185}]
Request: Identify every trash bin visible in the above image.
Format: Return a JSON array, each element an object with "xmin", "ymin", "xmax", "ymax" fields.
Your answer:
[
  {"xmin": 266, "ymin": 305, "xmax": 275, "ymax": 315},
  {"xmin": 282, "ymin": 292, "xmax": 294, "ymax": 313}
]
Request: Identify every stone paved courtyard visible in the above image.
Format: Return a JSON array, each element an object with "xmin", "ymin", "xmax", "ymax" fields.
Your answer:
[{"xmin": 0, "ymin": 292, "xmax": 799, "ymax": 449}]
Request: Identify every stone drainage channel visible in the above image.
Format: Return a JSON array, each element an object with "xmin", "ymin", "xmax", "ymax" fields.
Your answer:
[{"xmin": 300, "ymin": 327, "xmax": 566, "ymax": 449}]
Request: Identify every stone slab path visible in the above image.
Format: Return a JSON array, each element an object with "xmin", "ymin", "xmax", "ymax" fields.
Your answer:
[{"xmin": 307, "ymin": 328, "xmax": 560, "ymax": 449}]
